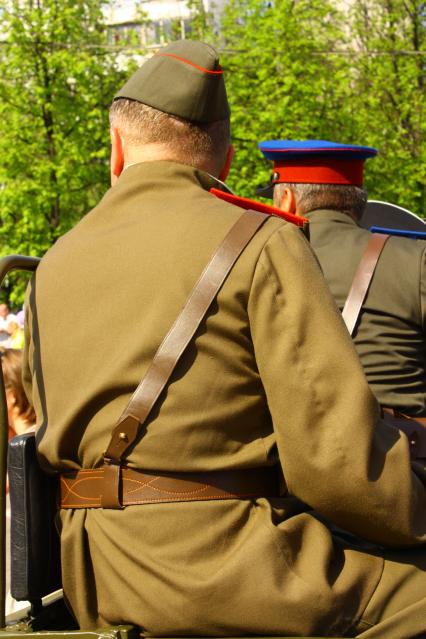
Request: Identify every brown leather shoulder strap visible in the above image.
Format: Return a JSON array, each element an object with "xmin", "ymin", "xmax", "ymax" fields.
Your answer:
[
  {"xmin": 341, "ymin": 233, "xmax": 390, "ymax": 336},
  {"xmin": 104, "ymin": 209, "xmax": 268, "ymax": 467}
]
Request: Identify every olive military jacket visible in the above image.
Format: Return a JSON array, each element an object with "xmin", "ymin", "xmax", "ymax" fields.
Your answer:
[
  {"xmin": 306, "ymin": 209, "xmax": 426, "ymax": 416},
  {"xmin": 23, "ymin": 163, "xmax": 426, "ymax": 636}
]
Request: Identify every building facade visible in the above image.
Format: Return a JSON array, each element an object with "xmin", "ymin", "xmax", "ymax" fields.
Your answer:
[{"xmin": 105, "ymin": 0, "xmax": 226, "ymax": 50}]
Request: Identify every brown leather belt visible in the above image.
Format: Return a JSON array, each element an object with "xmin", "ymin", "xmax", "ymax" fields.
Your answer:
[
  {"xmin": 382, "ymin": 408, "xmax": 426, "ymax": 459},
  {"xmin": 60, "ymin": 466, "xmax": 280, "ymax": 509}
]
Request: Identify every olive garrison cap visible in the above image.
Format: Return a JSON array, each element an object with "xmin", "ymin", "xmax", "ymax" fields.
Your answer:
[{"xmin": 114, "ymin": 40, "xmax": 230, "ymax": 124}]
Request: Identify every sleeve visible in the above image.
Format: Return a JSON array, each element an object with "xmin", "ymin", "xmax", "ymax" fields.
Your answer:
[{"xmin": 248, "ymin": 222, "xmax": 426, "ymax": 547}]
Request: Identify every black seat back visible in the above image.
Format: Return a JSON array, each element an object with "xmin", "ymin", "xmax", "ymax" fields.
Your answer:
[{"xmin": 8, "ymin": 432, "xmax": 61, "ymax": 602}]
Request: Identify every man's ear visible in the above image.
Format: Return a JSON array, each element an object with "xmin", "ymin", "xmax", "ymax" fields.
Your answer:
[
  {"xmin": 277, "ymin": 187, "xmax": 297, "ymax": 214},
  {"xmin": 218, "ymin": 144, "xmax": 234, "ymax": 182},
  {"xmin": 110, "ymin": 127, "xmax": 124, "ymax": 186}
]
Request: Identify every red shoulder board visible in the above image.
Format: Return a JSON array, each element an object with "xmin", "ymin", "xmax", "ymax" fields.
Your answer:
[{"xmin": 210, "ymin": 188, "xmax": 308, "ymax": 229}]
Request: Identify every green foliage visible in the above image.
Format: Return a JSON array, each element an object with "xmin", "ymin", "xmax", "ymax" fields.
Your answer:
[
  {"xmin": 0, "ymin": 0, "xmax": 130, "ymax": 303},
  {"xmin": 0, "ymin": 0, "xmax": 424, "ymax": 306},
  {"xmin": 213, "ymin": 0, "xmax": 350, "ymax": 199},
  {"xmin": 186, "ymin": 0, "xmax": 214, "ymax": 39},
  {"xmin": 348, "ymin": 0, "xmax": 425, "ymax": 212},
  {"xmin": 198, "ymin": 0, "xmax": 425, "ymax": 214}
]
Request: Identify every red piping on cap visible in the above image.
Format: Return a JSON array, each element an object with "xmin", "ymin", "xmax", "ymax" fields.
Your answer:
[
  {"xmin": 210, "ymin": 188, "xmax": 308, "ymax": 228},
  {"xmin": 273, "ymin": 159, "xmax": 364, "ymax": 186},
  {"xmin": 156, "ymin": 53, "xmax": 223, "ymax": 75}
]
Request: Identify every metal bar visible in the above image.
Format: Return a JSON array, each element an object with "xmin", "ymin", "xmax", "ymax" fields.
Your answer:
[{"xmin": 0, "ymin": 255, "xmax": 40, "ymax": 628}]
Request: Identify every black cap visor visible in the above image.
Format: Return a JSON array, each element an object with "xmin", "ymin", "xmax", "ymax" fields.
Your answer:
[{"xmin": 255, "ymin": 181, "xmax": 274, "ymax": 199}]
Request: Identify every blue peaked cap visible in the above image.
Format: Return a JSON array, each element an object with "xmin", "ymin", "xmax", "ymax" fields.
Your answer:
[{"xmin": 256, "ymin": 140, "xmax": 378, "ymax": 197}]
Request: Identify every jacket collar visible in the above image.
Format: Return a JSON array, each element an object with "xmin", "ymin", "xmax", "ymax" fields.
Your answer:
[
  {"xmin": 304, "ymin": 209, "xmax": 359, "ymax": 227},
  {"xmin": 116, "ymin": 160, "xmax": 228, "ymax": 193}
]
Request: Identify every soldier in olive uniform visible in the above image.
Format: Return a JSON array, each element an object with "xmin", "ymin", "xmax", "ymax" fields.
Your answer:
[
  {"xmin": 23, "ymin": 43, "xmax": 425, "ymax": 638},
  {"xmin": 258, "ymin": 139, "xmax": 426, "ymax": 420}
]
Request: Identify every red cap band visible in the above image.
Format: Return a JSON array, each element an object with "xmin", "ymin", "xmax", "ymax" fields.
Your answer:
[{"xmin": 273, "ymin": 158, "xmax": 364, "ymax": 186}]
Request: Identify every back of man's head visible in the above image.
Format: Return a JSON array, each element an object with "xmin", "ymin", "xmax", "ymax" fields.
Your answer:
[
  {"xmin": 109, "ymin": 40, "xmax": 231, "ymax": 177},
  {"xmin": 257, "ymin": 140, "xmax": 377, "ymax": 221},
  {"xmin": 273, "ymin": 182, "xmax": 368, "ymax": 220}
]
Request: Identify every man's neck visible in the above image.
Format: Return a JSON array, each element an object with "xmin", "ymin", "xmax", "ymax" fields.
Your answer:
[
  {"xmin": 123, "ymin": 144, "xmax": 216, "ymax": 178},
  {"xmin": 124, "ymin": 143, "xmax": 176, "ymax": 167}
]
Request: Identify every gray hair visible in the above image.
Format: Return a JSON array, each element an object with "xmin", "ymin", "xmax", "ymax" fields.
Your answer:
[
  {"xmin": 273, "ymin": 182, "xmax": 368, "ymax": 219},
  {"xmin": 109, "ymin": 98, "xmax": 230, "ymax": 176}
]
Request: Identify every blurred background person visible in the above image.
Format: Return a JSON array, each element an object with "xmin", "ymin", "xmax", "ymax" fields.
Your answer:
[
  {"xmin": 0, "ymin": 304, "xmax": 13, "ymax": 343},
  {"xmin": 1, "ymin": 347, "xmax": 35, "ymax": 436},
  {"xmin": 3, "ymin": 317, "xmax": 24, "ymax": 350}
]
